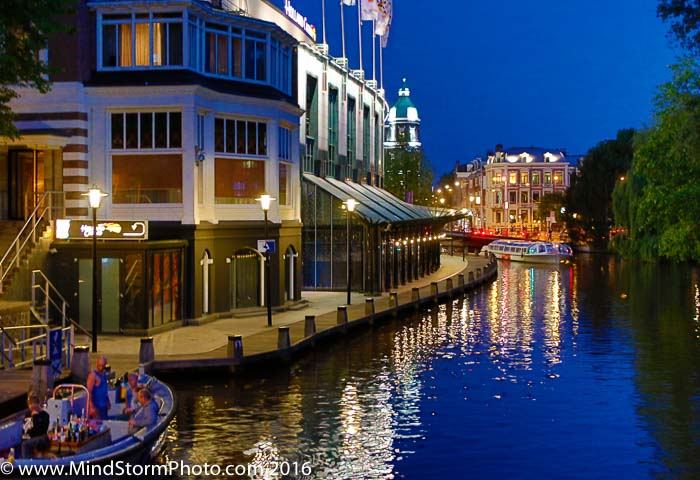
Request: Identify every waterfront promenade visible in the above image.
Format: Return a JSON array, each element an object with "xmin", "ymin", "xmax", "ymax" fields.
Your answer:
[{"xmin": 0, "ymin": 254, "xmax": 495, "ymax": 416}]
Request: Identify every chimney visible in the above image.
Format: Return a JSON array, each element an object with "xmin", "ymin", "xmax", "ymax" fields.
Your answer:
[{"xmin": 495, "ymin": 144, "xmax": 503, "ymax": 152}]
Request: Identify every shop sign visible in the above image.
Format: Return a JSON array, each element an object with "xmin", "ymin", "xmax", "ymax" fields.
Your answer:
[
  {"xmin": 284, "ymin": 0, "xmax": 317, "ymax": 41},
  {"xmin": 55, "ymin": 219, "xmax": 148, "ymax": 240}
]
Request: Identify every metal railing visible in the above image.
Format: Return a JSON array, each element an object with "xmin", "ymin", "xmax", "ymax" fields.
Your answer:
[
  {"xmin": 31, "ymin": 270, "xmax": 92, "ymax": 338},
  {"xmin": 0, "ymin": 324, "xmax": 73, "ymax": 370},
  {"xmin": 0, "ymin": 191, "xmax": 65, "ymax": 294}
]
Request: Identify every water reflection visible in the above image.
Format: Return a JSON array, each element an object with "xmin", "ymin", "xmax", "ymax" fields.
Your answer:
[{"xmin": 164, "ymin": 257, "xmax": 700, "ymax": 479}]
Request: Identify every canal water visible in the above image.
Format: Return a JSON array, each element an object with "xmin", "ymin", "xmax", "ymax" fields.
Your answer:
[{"xmin": 162, "ymin": 255, "xmax": 700, "ymax": 479}]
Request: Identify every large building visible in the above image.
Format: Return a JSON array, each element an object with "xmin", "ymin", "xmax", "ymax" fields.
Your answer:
[
  {"xmin": 384, "ymin": 78, "xmax": 421, "ymax": 150},
  {"xmin": 456, "ymin": 145, "xmax": 580, "ymax": 235},
  {"xmin": 2, "ymin": 0, "xmax": 448, "ymax": 334}
]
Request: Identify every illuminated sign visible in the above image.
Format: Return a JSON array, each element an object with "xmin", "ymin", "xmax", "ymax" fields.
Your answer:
[
  {"xmin": 284, "ymin": 0, "xmax": 317, "ymax": 41},
  {"xmin": 55, "ymin": 219, "xmax": 148, "ymax": 240}
]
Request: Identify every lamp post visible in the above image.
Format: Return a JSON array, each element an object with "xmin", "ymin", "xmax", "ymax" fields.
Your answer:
[
  {"xmin": 256, "ymin": 194, "xmax": 275, "ymax": 327},
  {"xmin": 82, "ymin": 186, "xmax": 107, "ymax": 353},
  {"xmin": 345, "ymin": 199, "xmax": 358, "ymax": 305}
]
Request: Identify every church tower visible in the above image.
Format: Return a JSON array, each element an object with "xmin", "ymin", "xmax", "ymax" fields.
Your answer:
[{"xmin": 384, "ymin": 78, "xmax": 421, "ymax": 150}]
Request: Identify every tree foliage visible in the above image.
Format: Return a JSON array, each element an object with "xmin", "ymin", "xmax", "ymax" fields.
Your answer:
[
  {"xmin": 612, "ymin": 58, "xmax": 700, "ymax": 262},
  {"xmin": 564, "ymin": 129, "xmax": 634, "ymax": 246},
  {"xmin": 537, "ymin": 191, "xmax": 566, "ymax": 224},
  {"xmin": 658, "ymin": 0, "xmax": 700, "ymax": 54},
  {"xmin": 0, "ymin": 0, "xmax": 70, "ymax": 139},
  {"xmin": 384, "ymin": 131, "xmax": 433, "ymax": 205}
]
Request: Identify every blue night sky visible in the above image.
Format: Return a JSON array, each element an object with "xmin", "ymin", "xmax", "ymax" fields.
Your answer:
[{"xmin": 278, "ymin": 0, "xmax": 679, "ymax": 176}]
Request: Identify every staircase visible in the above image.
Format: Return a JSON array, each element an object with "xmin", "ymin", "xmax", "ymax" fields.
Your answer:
[{"xmin": 0, "ymin": 191, "xmax": 63, "ymax": 301}]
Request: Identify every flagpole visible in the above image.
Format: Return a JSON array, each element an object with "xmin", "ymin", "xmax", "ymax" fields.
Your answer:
[
  {"xmin": 380, "ymin": 39, "xmax": 384, "ymax": 90},
  {"xmin": 340, "ymin": 0, "xmax": 346, "ymax": 59},
  {"xmin": 372, "ymin": 21, "xmax": 377, "ymax": 81},
  {"xmin": 357, "ymin": 1, "xmax": 363, "ymax": 72},
  {"xmin": 322, "ymin": 0, "xmax": 327, "ymax": 44}
]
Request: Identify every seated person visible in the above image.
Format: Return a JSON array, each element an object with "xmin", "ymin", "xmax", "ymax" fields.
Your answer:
[
  {"xmin": 32, "ymin": 436, "xmax": 56, "ymax": 459},
  {"xmin": 123, "ymin": 372, "xmax": 140, "ymax": 416},
  {"xmin": 128, "ymin": 389, "xmax": 159, "ymax": 430},
  {"xmin": 21, "ymin": 393, "xmax": 50, "ymax": 458}
]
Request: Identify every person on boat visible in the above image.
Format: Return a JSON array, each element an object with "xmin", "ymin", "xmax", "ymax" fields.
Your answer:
[
  {"xmin": 21, "ymin": 393, "xmax": 50, "ymax": 458},
  {"xmin": 87, "ymin": 356, "xmax": 111, "ymax": 420},
  {"xmin": 123, "ymin": 372, "xmax": 141, "ymax": 416},
  {"xmin": 128, "ymin": 388, "xmax": 159, "ymax": 430},
  {"xmin": 31, "ymin": 437, "xmax": 56, "ymax": 459}
]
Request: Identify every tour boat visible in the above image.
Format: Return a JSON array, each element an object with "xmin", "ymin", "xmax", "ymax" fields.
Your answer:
[
  {"xmin": 481, "ymin": 239, "xmax": 573, "ymax": 264},
  {"xmin": 0, "ymin": 374, "xmax": 175, "ymax": 477}
]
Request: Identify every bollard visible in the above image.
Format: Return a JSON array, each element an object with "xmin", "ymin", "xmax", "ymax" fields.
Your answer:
[
  {"xmin": 139, "ymin": 337, "xmax": 155, "ymax": 365},
  {"xmin": 446, "ymin": 278, "xmax": 453, "ymax": 290},
  {"xmin": 468, "ymin": 271, "xmax": 475, "ymax": 283},
  {"xmin": 227, "ymin": 335, "xmax": 244, "ymax": 363},
  {"xmin": 458, "ymin": 274, "xmax": 465, "ymax": 286},
  {"xmin": 277, "ymin": 326, "xmax": 291, "ymax": 350},
  {"xmin": 476, "ymin": 268, "xmax": 482, "ymax": 278},
  {"xmin": 31, "ymin": 359, "xmax": 53, "ymax": 400},
  {"xmin": 304, "ymin": 315, "xmax": 317, "ymax": 337},
  {"xmin": 71, "ymin": 346, "xmax": 90, "ymax": 384},
  {"xmin": 337, "ymin": 306, "xmax": 348, "ymax": 326},
  {"xmin": 365, "ymin": 298, "xmax": 375, "ymax": 316},
  {"xmin": 389, "ymin": 292, "xmax": 398, "ymax": 308},
  {"xmin": 411, "ymin": 287, "xmax": 420, "ymax": 303},
  {"xmin": 430, "ymin": 282, "xmax": 439, "ymax": 296}
]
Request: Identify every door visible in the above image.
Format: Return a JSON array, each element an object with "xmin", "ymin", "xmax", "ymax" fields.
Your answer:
[
  {"xmin": 233, "ymin": 249, "xmax": 260, "ymax": 308},
  {"xmin": 8, "ymin": 150, "xmax": 44, "ymax": 219},
  {"xmin": 284, "ymin": 245, "xmax": 298, "ymax": 301},
  {"xmin": 78, "ymin": 257, "xmax": 121, "ymax": 334},
  {"xmin": 101, "ymin": 258, "xmax": 120, "ymax": 333}
]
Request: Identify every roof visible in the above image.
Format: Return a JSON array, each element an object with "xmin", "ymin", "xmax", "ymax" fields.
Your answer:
[
  {"xmin": 390, "ymin": 78, "xmax": 418, "ymax": 120},
  {"xmin": 487, "ymin": 146, "xmax": 577, "ymax": 166},
  {"xmin": 303, "ymin": 174, "xmax": 457, "ymax": 226}
]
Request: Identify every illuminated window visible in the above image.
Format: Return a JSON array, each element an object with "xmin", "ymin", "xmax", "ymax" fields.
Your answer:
[
  {"xmin": 509, "ymin": 172, "xmax": 517, "ymax": 184},
  {"xmin": 112, "ymin": 154, "xmax": 182, "ymax": 203},
  {"xmin": 532, "ymin": 172, "xmax": 541, "ymax": 185},
  {"xmin": 214, "ymin": 158, "xmax": 264, "ymax": 204},
  {"xmin": 101, "ymin": 12, "xmax": 183, "ymax": 68},
  {"xmin": 279, "ymin": 163, "xmax": 291, "ymax": 205},
  {"xmin": 520, "ymin": 191, "xmax": 528, "ymax": 203},
  {"xmin": 544, "ymin": 172, "xmax": 552, "ymax": 185},
  {"xmin": 520, "ymin": 171, "xmax": 528, "ymax": 184},
  {"xmin": 553, "ymin": 171, "xmax": 563, "ymax": 185}
]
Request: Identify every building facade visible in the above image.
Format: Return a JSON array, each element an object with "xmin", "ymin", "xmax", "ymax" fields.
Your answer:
[
  {"xmin": 3, "ymin": 0, "xmax": 451, "ymax": 333},
  {"xmin": 456, "ymin": 146, "xmax": 579, "ymax": 236},
  {"xmin": 3, "ymin": 0, "xmax": 311, "ymax": 334}
]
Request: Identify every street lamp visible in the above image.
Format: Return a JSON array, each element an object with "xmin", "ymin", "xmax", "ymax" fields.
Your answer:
[
  {"xmin": 345, "ymin": 198, "xmax": 358, "ymax": 305},
  {"xmin": 82, "ymin": 186, "xmax": 107, "ymax": 353},
  {"xmin": 256, "ymin": 194, "xmax": 275, "ymax": 327}
]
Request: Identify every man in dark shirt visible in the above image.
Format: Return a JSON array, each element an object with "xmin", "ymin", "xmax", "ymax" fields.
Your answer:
[{"xmin": 21, "ymin": 393, "xmax": 50, "ymax": 458}]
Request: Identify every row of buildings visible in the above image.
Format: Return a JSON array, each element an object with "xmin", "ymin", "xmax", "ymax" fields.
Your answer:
[
  {"xmin": 1, "ymin": 0, "xmax": 453, "ymax": 335},
  {"xmin": 454, "ymin": 146, "xmax": 583, "ymax": 235}
]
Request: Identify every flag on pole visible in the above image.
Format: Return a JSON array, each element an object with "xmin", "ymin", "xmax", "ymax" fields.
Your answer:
[
  {"xmin": 342, "ymin": 0, "xmax": 356, "ymax": 5},
  {"xmin": 381, "ymin": 21, "xmax": 391, "ymax": 47},
  {"xmin": 375, "ymin": 0, "xmax": 392, "ymax": 36},
  {"xmin": 361, "ymin": 0, "xmax": 378, "ymax": 21}
]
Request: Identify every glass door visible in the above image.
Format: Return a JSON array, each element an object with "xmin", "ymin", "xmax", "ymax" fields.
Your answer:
[{"xmin": 8, "ymin": 150, "xmax": 44, "ymax": 219}]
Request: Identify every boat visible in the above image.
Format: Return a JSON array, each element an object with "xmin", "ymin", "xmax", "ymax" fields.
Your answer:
[
  {"xmin": 480, "ymin": 239, "xmax": 573, "ymax": 264},
  {"xmin": 0, "ymin": 374, "xmax": 175, "ymax": 478}
]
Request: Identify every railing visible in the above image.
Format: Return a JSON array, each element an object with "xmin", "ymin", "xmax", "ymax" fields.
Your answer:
[
  {"xmin": 31, "ymin": 270, "xmax": 92, "ymax": 338},
  {"xmin": 0, "ymin": 324, "xmax": 73, "ymax": 370},
  {"xmin": 0, "ymin": 191, "xmax": 65, "ymax": 294}
]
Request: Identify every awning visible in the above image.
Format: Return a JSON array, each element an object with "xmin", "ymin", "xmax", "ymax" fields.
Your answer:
[{"xmin": 303, "ymin": 174, "xmax": 460, "ymax": 226}]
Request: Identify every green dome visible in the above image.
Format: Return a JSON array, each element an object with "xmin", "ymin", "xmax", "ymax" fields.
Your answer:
[{"xmin": 390, "ymin": 78, "xmax": 419, "ymax": 121}]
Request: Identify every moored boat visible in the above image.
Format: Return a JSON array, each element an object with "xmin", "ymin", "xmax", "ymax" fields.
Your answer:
[
  {"xmin": 0, "ymin": 374, "xmax": 175, "ymax": 478},
  {"xmin": 481, "ymin": 239, "xmax": 573, "ymax": 264}
]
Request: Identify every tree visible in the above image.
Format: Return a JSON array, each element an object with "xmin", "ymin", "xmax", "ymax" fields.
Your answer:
[
  {"xmin": 612, "ymin": 58, "xmax": 700, "ymax": 261},
  {"xmin": 537, "ymin": 191, "xmax": 566, "ymax": 226},
  {"xmin": 0, "ymin": 0, "xmax": 70, "ymax": 139},
  {"xmin": 658, "ymin": 0, "xmax": 700, "ymax": 54},
  {"xmin": 384, "ymin": 130, "xmax": 433, "ymax": 205},
  {"xmin": 565, "ymin": 129, "xmax": 635, "ymax": 247}
]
